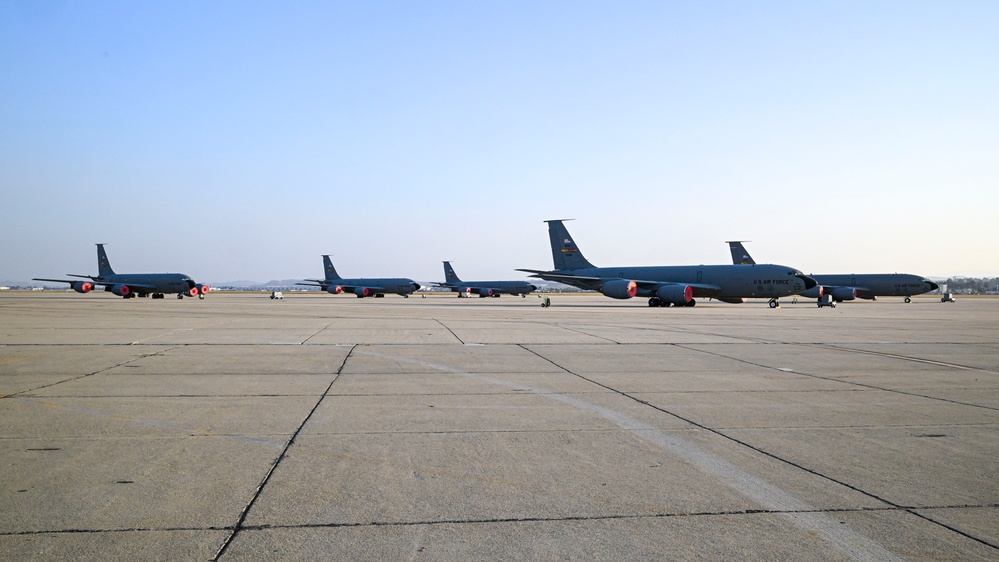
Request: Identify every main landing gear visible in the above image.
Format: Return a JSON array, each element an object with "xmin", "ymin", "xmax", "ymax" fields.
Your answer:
[
  {"xmin": 648, "ymin": 297, "xmax": 696, "ymax": 307},
  {"xmin": 904, "ymin": 296, "xmax": 912, "ymax": 303},
  {"xmin": 768, "ymin": 298, "xmax": 780, "ymax": 308}
]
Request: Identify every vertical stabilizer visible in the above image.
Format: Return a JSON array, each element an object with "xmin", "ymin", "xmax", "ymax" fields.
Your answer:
[
  {"xmin": 442, "ymin": 261, "xmax": 461, "ymax": 284},
  {"xmin": 726, "ymin": 241, "xmax": 756, "ymax": 265},
  {"xmin": 96, "ymin": 244, "xmax": 116, "ymax": 277},
  {"xmin": 546, "ymin": 220, "xmax": 595, "ymax": 271},
  {"xmin": 322, "ymin": 255, "xmax": 342, "ymax": 281}
]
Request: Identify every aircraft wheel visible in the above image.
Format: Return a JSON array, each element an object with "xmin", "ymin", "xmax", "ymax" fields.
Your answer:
[
  {"xmin": 768, "ymin": 300, "xmax": 778, "ymax": 308},
  {"xmin": 199, "ymin": 294, "xmax": 205, "ymax": 300},
  {"xmin": 687, "ymin": 299, "xmax": 696, "ymax": 307},
  {"xmin": 177, "ymin": 293, "xmax": 184, "ymax": 299},
  {"xmin": 648, "ymin": 297, "xmax": 661, "ymax": 307},
  {"xmin": 904, "ymin": 297, "xmax": 911, "ymax": 303}
]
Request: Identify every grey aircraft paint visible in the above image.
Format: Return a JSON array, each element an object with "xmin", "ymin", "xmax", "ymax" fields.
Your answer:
[
  {"xmin": 518, "ymin": 220, "xmax": 817, "ymax": 308},
  {"xmin": 33, "ymin": 244, "xmax": 208, "ymax": 299},
  {"xmin": 726, "ymin": 241, "xmax": 939, "ymax": 303},
  {"xmin": 434, "ymin": 261, "xmax": 537, "ymax": 297},
  {"xmin": 296, "ymin": 255, "xmax": 420, "ymax": 297}
]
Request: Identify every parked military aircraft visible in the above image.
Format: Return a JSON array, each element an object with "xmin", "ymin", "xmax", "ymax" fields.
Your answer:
[
  {"xmin": 296, "ymin": 255, "xmax": 420, "ymax": 297},
  {"xmin": 434, "ymin": 261, "xmax": 537, "ymax": 298},
  {"xmin": 518, "ymin": 220, "xmax": 816, "ymax": 308},
  {"xmin": 34, "ymin": 244, "xmax": 208, "ymax": 299},
  {"xmin": 726, "ymin": 241, "xmax": 939, "ymax": 304}
]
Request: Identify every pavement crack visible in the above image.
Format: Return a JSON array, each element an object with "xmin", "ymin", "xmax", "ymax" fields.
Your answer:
[
  {"xmin": 433, "ymin": 318, "xmax": 464, "ymax": 344},
  {"xmin": 301, "ymin": 320, "xmax": 336, "ymax": 345}
]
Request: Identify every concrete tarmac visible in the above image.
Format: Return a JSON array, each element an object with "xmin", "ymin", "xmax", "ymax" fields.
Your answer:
[{"xmin": 1, "ymin": 292, "xmax": 997, "ymax": 561}]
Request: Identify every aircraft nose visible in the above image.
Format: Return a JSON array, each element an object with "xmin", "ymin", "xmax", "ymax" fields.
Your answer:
[
  {"xmin": 798, "ymin": 274, "xmax": 817, "ymax": 290},
  {"xmin": 412, "ymin": 283, "xmax": 422, "ymax": 291},
  {"xmin": 926, "ymin": 280, "xmax": 939, "ymax": 291}
]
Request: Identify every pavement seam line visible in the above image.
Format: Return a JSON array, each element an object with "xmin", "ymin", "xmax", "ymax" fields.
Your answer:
[
  {"xmin": 659, "ymin": 343, "xmax": 999, "ymax": 552},
  {"xmin": 211, "ymin": 344, "xmax": 355, "ymax": 561},
  {"xmin": 0, "ymin": 345, "xmax": 184, "ymax": 398},
  {"xmin": 803, "ymin": 342, "xmax": 999, "ymax": 375},
  {"xmin": 364, "ymin": 346, "xmax": 907, "ymax": 562},
  {"xmin": 677, "ymin": 343, "xmax": 999, "ymax": 413}
]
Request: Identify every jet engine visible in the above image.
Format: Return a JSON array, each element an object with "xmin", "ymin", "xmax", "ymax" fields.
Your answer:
[
  {"xmin": 600, "ymin": 279, "xmax": 638, "ymax": 299},
  {"xmin": 478, "ymin": 288, "xmax": 494, "ymax": 297},
  {"xmin": 831, "ymin": 287, "xmax": 857, "ymax": 301},
  {"xmin": 354, "ymin": 287, "xmax": 370, "ymax": 298},
  {"xmin": 657, "ymin": 285, "xmax": 693, "ymax": 306},
  {"xmin": 799, "ymin": 286, "xmax": 824, "ymax": 299},
  {"xmin": 327, "ymin": 285, "xmax": 344, "ymax": 294},
  {"xmin": 110, "ymin": 284, "xmax": 131, "ymax": 297},
  {"xmin": 71, "ymin": 281, "xmax": 93, "ymax": 293},
  {"xmin": 197, "ymin": 284, "xmax": 210, "ymax": 295}
]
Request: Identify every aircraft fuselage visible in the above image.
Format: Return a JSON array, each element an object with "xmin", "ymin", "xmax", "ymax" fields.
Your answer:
[
  {"xmin": 556, "ymin": 264, "xmax": 811, "ymax": 299},
  {"xmin": 800, "ymin": 274, "xmax": 938, "ymax": 300},
  {"xmin": 94, "ymin": 273, "xmax": 196, "ymax": 295}
]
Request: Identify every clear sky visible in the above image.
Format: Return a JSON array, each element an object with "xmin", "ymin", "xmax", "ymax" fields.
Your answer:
[{"xmin": 2, "ymin": 1, "xmax": 997, "ymax": 284}]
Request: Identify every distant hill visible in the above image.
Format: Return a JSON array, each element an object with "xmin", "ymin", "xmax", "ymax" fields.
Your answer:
[{"xmin": 208, "ymin": 279, "xmax": 311, "ymax": 289}]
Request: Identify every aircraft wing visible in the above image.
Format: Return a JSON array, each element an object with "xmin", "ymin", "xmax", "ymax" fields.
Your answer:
[
  {"xmin": 296, "ymin": 279, "xmax": 329, "ymax": 287},
  {"xmin": 33, "ymin": 278, "xmax": 82, "ymax": 285},
  {"xmin": 516, "ymin": 269, "xmax": 604, "ymax": 290},
  {"xmin": 32, "ymin": 277, "xmax": 160, "ymax": 291}
]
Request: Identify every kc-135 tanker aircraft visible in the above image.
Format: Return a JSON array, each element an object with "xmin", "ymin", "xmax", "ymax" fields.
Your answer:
[
  {"xmin": 33, "ymin": 244, "xmax": 209, "ymax": 299},
  {"xmin": 434, "ymin": 261, "xmax": 537, "ymax": 297},
  {"xmin": 518, "ymin": 220, "xmax": 817, "ymax": 308},
  {"xmin": 726, "ymin": 241, "xmax": 939, "ymax": 304},
  {"xmin": 296, "ymin": 255, "xmax": 420, "ymax": 297}
]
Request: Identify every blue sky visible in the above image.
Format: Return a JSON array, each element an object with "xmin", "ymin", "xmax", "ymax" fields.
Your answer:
[{"xmin": 3, "ymin": 1, "xmax": 997, "ymax": 284}]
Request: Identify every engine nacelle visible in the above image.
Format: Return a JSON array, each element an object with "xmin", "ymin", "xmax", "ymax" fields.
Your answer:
[
  {"xmin": 71, "ymin": 281, "xmax": 93, "ymax": 293},
  {"xmin": 327, "ymin": 285, "xmax": 344, "ymax": 294},
  {"xmin": 478, "ymin": 288, "xmax": 494, "ymax": 297},
  {"xmin": 600, "ymin": 279, "xmax": 638, "ymax": 299},
  {"xmin": 110, "ymin": 284, "xmax": 131, "ymax": 297},
  {"xmin": 799, "ymin": 286, "xmax": 824, "ymax": 299},
  {"xmin": 831, "ymin": 286, "xmax": 857, "ymax": 301},
  {"xmin": 354, "ymin": 287, "xmax": 370, "ymax": 298},
  {"xmin": 196, "ymin": 284, "xmax": 210, "ymax": 295},
  {"xmin": 657, "ymin": 285, "xmax": 693, "ymax": 305}
]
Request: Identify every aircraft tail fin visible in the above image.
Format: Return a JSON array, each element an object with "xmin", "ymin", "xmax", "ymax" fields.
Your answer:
[
  {"xmin": 546, "ymin": 220, "xmax": 595, "ymax": 271},
  {"xmin": 442, "ymin": 261, "xmax": 461, "ymax": 284},
  {"xmin": 322, "ymin": 255, "xmax": 342, "ymax": 281},
  {"xmin": 727, "ymin": 241, "xmax": 756, "ymax": 265},
  {"xmin": 96, "ymin": 244, "xmax": 116, "ymax": 276}
]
